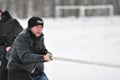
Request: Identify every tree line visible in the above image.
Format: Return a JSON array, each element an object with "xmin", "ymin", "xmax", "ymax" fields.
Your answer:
[{"xmin": 0, "ymin": 0, "xmax": 120, "ymax": 18}]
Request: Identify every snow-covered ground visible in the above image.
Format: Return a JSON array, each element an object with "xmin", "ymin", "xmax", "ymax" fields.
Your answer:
[{"xmin": 19, "ymin": 16, "xmax": 120, "ymax": 80}]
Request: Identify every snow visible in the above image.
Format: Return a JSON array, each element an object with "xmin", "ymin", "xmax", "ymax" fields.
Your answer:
[{"xmin": 19, "ymin": 16, "xmax": 120, "ymax": 80}]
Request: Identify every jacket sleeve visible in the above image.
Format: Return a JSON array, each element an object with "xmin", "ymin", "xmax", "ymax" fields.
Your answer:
[
  {"xmin": 13, "ymin": 19, "xmax": 23, "ymax": 38},
  {"xmin": 14, "ymin": 33, "xmax": 45, "ymax": 63},
  {"xmin": 6, "ymin": 19, "xmax": 23, "ymax": 46}
]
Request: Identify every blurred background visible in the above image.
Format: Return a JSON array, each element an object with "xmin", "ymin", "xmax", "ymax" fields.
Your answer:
[
  {"xmin": 0, "ymin": 0, "xmax": 120, "ymax": 18},
  {"xmin": 1, "ymin": 0, "xmax": 120, "ymax": 80}
]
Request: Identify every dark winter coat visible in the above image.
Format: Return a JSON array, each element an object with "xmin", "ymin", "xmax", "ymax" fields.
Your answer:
[
  {"xmin": 0, "ymin": 11, "xmax": 12, "ymax": 45},
  {"xmin": 7, "ymin": 28, "xmax": 49, "ymax": 74},
  {"xmin": 0, "ymin": 11, "xmax": 23, "ymax": 69}
]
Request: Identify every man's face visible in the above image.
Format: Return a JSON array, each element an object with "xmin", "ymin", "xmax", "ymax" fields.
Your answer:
[
  {"xmin": 0, "ymin": 12, "xmax": 2, "ymax": 17},
  {"xmin": 31, "ymin": 25, "xmax": 43, "ymax": 37},
  {"xmin": 0, "ymin": 12, "xmax": 2, "ymax": 20}
]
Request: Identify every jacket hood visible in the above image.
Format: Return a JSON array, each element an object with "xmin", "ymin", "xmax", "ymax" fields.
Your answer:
[{"xmin": 1, "ymin": 11, "xmax": 12, "ymax": 23}]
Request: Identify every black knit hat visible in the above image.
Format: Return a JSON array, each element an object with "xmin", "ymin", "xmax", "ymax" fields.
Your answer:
[{"xmin": 28, "ymin": 17, "xmax": 44, "ymax": 29}]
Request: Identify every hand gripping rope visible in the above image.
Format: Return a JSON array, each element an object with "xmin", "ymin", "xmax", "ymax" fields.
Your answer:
[{"xmin": 52, "ymin": 56, "xmax": 120, "ymax": 69}]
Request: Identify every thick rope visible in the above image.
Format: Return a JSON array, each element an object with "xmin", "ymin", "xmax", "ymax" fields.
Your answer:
[{"xmin": 53, "ymin": 56, "xmax": 120, "ymax": 69}]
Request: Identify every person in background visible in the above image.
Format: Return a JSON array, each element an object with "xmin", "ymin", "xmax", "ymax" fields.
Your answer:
[
  {"xmin": 0, "ymin": 10, "xmax": 23, "ymax": 80},
  {"xmin": 0, "ymin": 10, "xmax": 3, "ymax": 20},
  {"xmin": 0, "ymin": 9, "xmax": 3, "ymax": 75},
  {"xmin": 7, "ymin": 17, "xmax": 52, "ymax": 80}
]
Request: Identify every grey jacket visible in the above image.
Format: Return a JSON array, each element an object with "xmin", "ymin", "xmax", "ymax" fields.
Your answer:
[{"xmin": 7, "ymin": 28, "xmax": 48, "ymax": 73}]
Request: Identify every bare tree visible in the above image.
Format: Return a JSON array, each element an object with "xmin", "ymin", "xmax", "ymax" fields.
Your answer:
[
  {"xmin": 15, "ymin": 0, "xmax": 28, "ymax": 18},
  {"xmin": 44, "ymin": 0, "xmax": 56, "ymax": 17},
  {"xmin": 0, "ymin": 0, "xmax": 4, "ymax": 9},
  {"xmin": 28, "ymin": 0, "xmax": 33, "ymax": 17}
]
